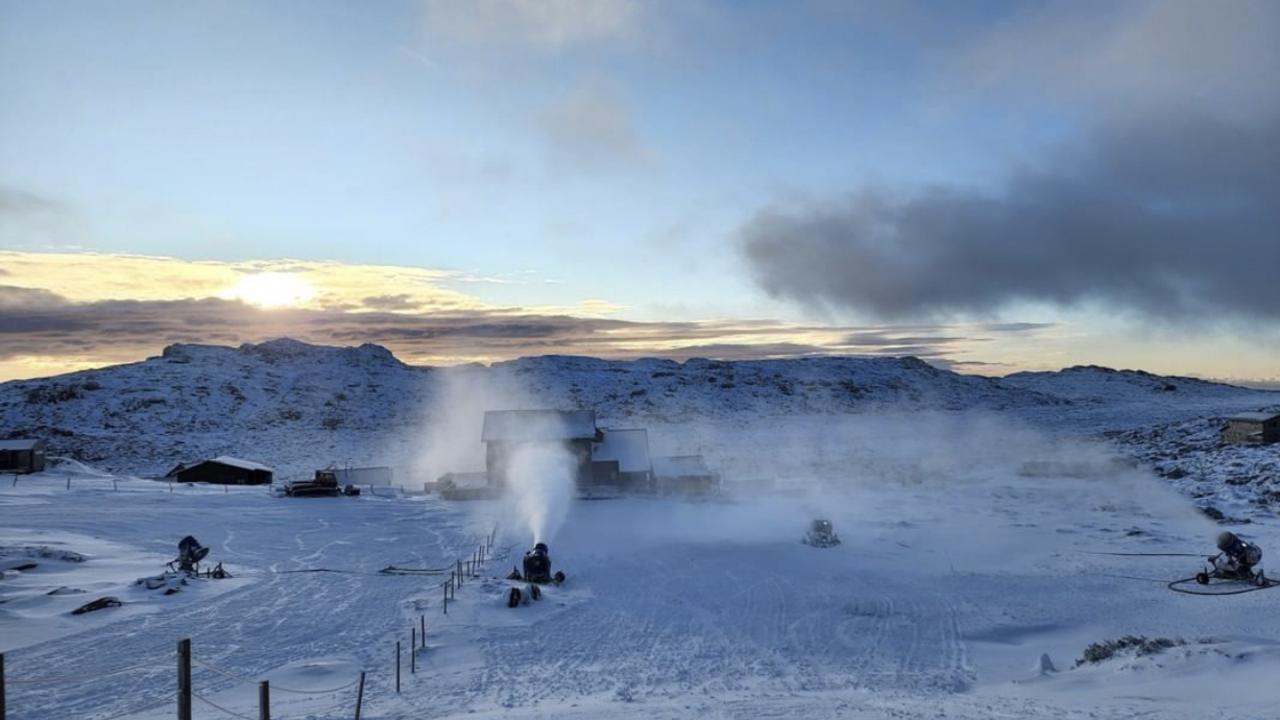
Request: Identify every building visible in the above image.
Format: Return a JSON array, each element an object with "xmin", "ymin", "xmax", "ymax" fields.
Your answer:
[
  {"xmin": 437, "ymin": 472, "xmax": 497, "ymax": 500},
  {"xmin": 653, "ymin": 455, "xmax": 718, "ymax": 495},
  {"xmin": 331, "ymin": 466, "xmax": 394, "ymax": 487},
  {"xmin": 168, "ymin": 456, "xmax": 275, "ymax": 485},
  {"xmin": 1223, "ymin": 412, "xmax": 1280, "ymax": 445},
  {"xmin": 0, "ymin": 438, "xmax": 46, "ymax": 474},
  {"xmin": 591, "ymin": 428, "xmax": 653, "ymax": 491},
  {"xmin": 481, "ymin": 409, "xmax": 600, "ymax": 490}
]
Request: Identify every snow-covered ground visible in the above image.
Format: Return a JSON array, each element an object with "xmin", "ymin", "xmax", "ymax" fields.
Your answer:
[{"xmin": 4, "ymin": 407, "xmax": 1280, "ymax": 719}]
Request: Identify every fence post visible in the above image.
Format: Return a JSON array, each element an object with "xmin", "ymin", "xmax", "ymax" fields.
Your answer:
[
  {"xmin": 178, "ymin": 638, "xmax": 192, "ymax": 720},
  {"xmin": 456, "ymin": 560, "xmax": 462, "ymax": 585},
  {"xmin": 113, "ymin": 478, "xmax": 118, "ymax": 491},
  {"xmin": 443, "ymin": 580, "xmax": 448, "ymax": 614},
  {"xmin": 354, "ymin": 671, "xmax": 365, "ymax": 720},
  {"xmin": 420, "ymin": 615, "xmax": 426, "ymax": 647},
  {"xmin": 1, "ymin": 652, "xmax": 7, "ymax": 720},
  {"xmin": 396, "ymin": 641, "xmax": 401, "ymax": 693},
  {"xmin": 66, "ymin": 476, "xmax": 70, "ymax": 490},
  {"xmin": 258, "ymin": 680, "xmax": 270, "ymax": 720}
]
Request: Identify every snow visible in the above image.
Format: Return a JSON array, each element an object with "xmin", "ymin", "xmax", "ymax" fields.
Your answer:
[
  {"xmin": 0, "ymin": 439, "xmax": 43, "ymax": 451},
  {"xmin": 207, "ymin": 455, "xmax": 275, "ymax": 473},
  {"xmin": 1228, "ymin": 411, "xmax": 1280, "ymax": 423},
  {"xmin": 2, "ymin": 341, "xmax": 1280, "ymax": 718},
  {"xmin": 652, "ymin": 454, "xmax": 711, "ymax": 478}
]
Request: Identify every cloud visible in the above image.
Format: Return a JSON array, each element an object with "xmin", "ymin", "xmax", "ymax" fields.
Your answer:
[
  {"xmin": 539, "ymin": 76, "xmax": 648, "ymax": 172},
  {"xmin": 0, "ymin": 280, "xmax": 1042, "ymax": 379},
  {"xmin": 741, "ymin": 114, "xmax": 1280, "ymax": 322},
  {"xmin": 423, "ymin": 0, "xmax": 641, "ymax": 52},
  {"xmin": 362, "ymin": 294, "xmax": 422, "ymax": 311},
  {"xmin": 953, "ymin": 0, "xmax": 1280, "ymax": 118},
  {"xmin": 740, "ymin": 1, "xmax": 1280, "ymax": 325}
]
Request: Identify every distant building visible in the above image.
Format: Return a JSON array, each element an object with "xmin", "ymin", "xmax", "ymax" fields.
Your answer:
[
  {"xmin": 592, "ymin": 428, "xmax": 653, "ymax": 491},
  {"xmin": 653, "ymin": 454, "xmax": 718, "ymax": 495},
  {"xmin": 168, "ymin": 456, "xmax": 275, "ymax": 485},
  {"xmin": 330, "ymin": 466, "xmax": 394, "ymax": 487},
  {"xmin": 0, "ymin": 438, "xmax": 46, "ymax": 474},
  {"xmin": 437, "ymin": 471, "xmax": 496, "ymax": 500},
  {"xmin": 1223, "ymin": 412, "xmax": 1280, "ymax": 445},
  {"xmin": 482, "ymin": 409, "xmax": 600, "ymax": 490}
]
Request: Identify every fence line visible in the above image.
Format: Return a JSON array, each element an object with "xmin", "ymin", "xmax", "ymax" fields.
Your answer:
[{"xmin": 1, "ymin": 524, "xmax": 502, "ymax": 719}]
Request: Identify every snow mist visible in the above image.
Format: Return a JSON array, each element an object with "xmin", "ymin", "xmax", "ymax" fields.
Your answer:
[{"xmin": 504, "ymin": 442, "xmax": 576, "ymax": 545}]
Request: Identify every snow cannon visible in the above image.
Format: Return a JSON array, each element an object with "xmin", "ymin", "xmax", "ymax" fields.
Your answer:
[
  {"xmin": 173, "ymin": 535, "xmax": 210, "ymax": 573},
  {"xmin": 803, "ymin": 519, "xmax": 840, "ymax": 548},
  {"xmin": 509, "ymin": 542, "xmax": 566, "ymax": 585}
]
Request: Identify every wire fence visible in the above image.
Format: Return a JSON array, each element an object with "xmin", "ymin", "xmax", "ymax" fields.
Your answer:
[{"xmin": 0, "ymin": 526, "xmax": 500, "ymax": 720}]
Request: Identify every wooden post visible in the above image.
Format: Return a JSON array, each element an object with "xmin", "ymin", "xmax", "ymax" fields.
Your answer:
[
  {"xmin": 396, "ymin": 641, "xmax": 401, "ymax": 693},
  {"xmin": 65, "ymin": 476, "xmax": 70, "ymax": 490},
  {"xmin": 1, "ymin": 652, "xmax": 7, "ymax": 720},
  {"xmin": 169, "ymin": 481, "xmax": 174, "ymax": 493},
  {"xmin": 443, "ymin": 580, "xmax": 448, "ymax": 614},
  {"xmin": 112, "ymin": 478, "xmax": 118, "ymax": 491},
  {"xmin": 258, "ymin": 680, "xmax": 270, "ymax": 720},
  {"xmin": 420, "ymin": 615, "xmax": 426, "ymax": 647},
  {"xmin": 456, "ymin": 560, "xmax": 462, "ymax": 585},
  {"xmin": 354, "ymin": 671, "xmax": 365, "ymax": 720},
  {"xmin": 411, "ymin": 628, "xmax": 416, "ymax": 674},
  {"xmin": 177, "ymin": 638, "xmax": 192, "ymax": 720}
]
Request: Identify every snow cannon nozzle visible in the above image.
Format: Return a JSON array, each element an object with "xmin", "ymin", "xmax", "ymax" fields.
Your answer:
[{"xmin": 1217, "ymin": 531, "xmax": 1238, "ymax": 551}]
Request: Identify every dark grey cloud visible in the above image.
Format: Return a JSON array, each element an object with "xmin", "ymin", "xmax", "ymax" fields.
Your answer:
[{"xmin": 740, "ymin": 114, "xmax": 1280, "ymax": 322}]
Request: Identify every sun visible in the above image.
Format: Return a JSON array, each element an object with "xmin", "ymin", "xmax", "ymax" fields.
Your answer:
[{"xmin": 221, "ymin": 272, "xmax": 317, "ymax": 309}]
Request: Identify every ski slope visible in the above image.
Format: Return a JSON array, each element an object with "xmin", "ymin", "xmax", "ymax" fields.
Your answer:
[{"xmin": 4, "ymin": 413, "xmax": 1280, "ymax": 719}]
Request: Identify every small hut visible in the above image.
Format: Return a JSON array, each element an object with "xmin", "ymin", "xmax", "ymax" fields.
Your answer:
[
  {"xmin": 0, "ymin": 438, "xmax": 46, "ymax": 474},
  {"xmin": 653, "ymin": 455, "xmax": 718, "ymax": 495},
  {"xmin": 168, "ymin": 456, "xmax": 274, "ymax": 485},
  {"xmin": 1223, "ymin": 412, "xmax": 1280, "ymax": 445}
]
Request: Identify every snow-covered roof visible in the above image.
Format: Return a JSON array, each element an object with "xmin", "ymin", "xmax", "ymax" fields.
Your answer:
[
  {"xmin": 208, "ymin": 455, "xmax": 275, "ymax": 473},
  {"xmin": 0, "ymin": 439, "xmax": 43, "ymax": 451},
  {"xmin": 1227, "ymin": 412, "xmax": 1280, "ymax": 423},
  {"xmin": 653, "ymin": 454, "xmax": 712, "ymax": 478},
  {"xmin": 481, "ymin": 410, "xmax": 597, "ymax": 442},
  {"xmin": 593, "ymin": 428, "xmax": 651, "ymax": 473}
]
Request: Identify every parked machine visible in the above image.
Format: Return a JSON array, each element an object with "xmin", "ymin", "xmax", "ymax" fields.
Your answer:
[
  {"xmin": 506, "ymin": 542, "xmax": 567, "ymax": 608},
  {"xmin": 284, "ymin": 470, "xmax": 341, "ymax": 497},
  {"xmin": 803, "ymin": 519, "xmax": 841, "ymax": 548}
]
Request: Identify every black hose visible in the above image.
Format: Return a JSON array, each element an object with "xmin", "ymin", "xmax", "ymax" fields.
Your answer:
[
  {"xmin": 1078, "ymin": 551, "xmax": 1204, "ymax": 557},
  {"xmin": 1167, "ymin": 576, "xmax": 1279, "ymax": 596}
]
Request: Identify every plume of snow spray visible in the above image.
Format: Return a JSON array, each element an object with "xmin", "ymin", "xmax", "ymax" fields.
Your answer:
[{"xmin": 505, "ymin": 442, "xmax": 576, "ymax": 545}]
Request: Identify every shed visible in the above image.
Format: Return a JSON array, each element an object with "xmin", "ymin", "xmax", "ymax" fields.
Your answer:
[
  {"xmin": 0, "ymin": 438, "xmax": 46, "ymax": 474},
  {"xmin": 592, "ymin": 428, "xmax": 653, "ymax": 490},
  {"xmin": 168, "ymin": 456, "xmax": 275, "ymax": 485},
  {"xmin": 653, "ymin": 454, "xmax": 718, "ymax": 495},
  {"xmin": 1223, "ymin": 412, "xmax": 1280, "ymax": 444},
  {"xmin": 482, "ymin": 409, "xmax": 599, "ymax": 490}
]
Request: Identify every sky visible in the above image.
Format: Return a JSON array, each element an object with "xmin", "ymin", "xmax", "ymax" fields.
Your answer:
[{"xmin": 1, "ymin": 0, "xmax": 1277, "ymax": 384}]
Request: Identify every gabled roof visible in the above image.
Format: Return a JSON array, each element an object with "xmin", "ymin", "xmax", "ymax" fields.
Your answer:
[
  {"xmin": 653, "ymin": 455, "xmax": 712, "ymax": 478},
  {"xmin": 206, "ymin": 455, "xmax": 275, "ymax": 473},
  {"xmin": 1228, "ymin": 411, "xmax": 1280, "ymax": 423},
  {"xmin": 481, "ymin": 409, "xmax": 597, "ymax": 442},
  {"xmin": 0, "ymin": 439, "xmax": 43, "ymax": 451},
  {"xmin": 593, "ymin": 428, "xmax": 651, "ymax": 473}
]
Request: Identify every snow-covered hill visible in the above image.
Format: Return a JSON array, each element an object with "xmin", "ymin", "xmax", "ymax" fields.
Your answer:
[{"xmin": 0, "ymin": 339, "xmax": 1273, "ymax": 480}]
